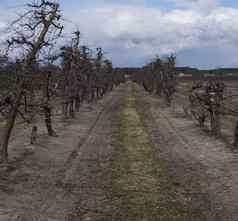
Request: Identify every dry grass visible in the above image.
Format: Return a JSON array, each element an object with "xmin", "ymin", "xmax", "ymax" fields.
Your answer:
[{"xmin": 100, "ymin": 81, "xmax": 186, "ymax": 220}]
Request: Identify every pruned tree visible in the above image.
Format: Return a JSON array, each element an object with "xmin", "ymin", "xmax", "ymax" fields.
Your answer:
[
  {"xmin": 60, "ymin": 33, "xmax": 116, "ymax": 119},
  {"xmin": 162, "ymin": 55, "xmax": 177, "ymax": 106},
  {"xmin": 42, "ymin": 67, "xmax": 58, "ymax": 136},
  {"xmin": 188, "ymin": 79, "xmax": 225, "ymax": 136},
  {"xmin": 60, "ymin": 31, "xmax": 81, "ymax": 118},
  {"xmin": 134, "ymin": 54, "xmax": 177, "ymax": 106},
  {"xmin": 189, "ymin": 81, "xmax": 207, "ymax": 127},
  {"xmin": 1, "ymin": 0, "xmax": 63, "ymax": 162},
  {"xmin": 205, "ymin": 80, "xmax": 225, "ymax": 136}
]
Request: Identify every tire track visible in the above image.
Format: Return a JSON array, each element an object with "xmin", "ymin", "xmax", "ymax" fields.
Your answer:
[
  {"xmin": 59, "ymin": 90, "xmax": 119, "ymax": 177},
  {"xmin": 14, "ymin": 86, "xmax": 126, "ymax": 221},
  {"xmin": 134, "ymin": 84, "xmax": 238, "ymax": 221}
]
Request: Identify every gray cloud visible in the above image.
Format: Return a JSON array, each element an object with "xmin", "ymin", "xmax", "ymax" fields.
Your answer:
[
  {"xmin": 165, "ymin": 0, "xmax": 218, "ymax": 11},
  {"xmin": 64, "ymin": 5, "xmax": 238, "ymax": 67},
  {"xmin": 1, "ymin": 1, "xmax": 238, "ymax": 68}
]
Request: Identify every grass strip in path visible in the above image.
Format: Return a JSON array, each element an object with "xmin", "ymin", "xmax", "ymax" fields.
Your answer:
[{"xmin": 100, "ymin": 81, "xmax": 187, "ymax": 221}]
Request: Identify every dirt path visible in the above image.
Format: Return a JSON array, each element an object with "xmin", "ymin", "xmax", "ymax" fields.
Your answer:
[
  {"xmin": 2, "ymin": 82, "xmax": 238, "ymax": 220},
  {"xmin": 64, "ymin": 82, "xmax": 187, "ymax": 220},
  {"xmin": 134, "ymin": 84, "xmax": 238, "ymax": 220},
  {"xmin": 92, "ymin": 82, "xmax": 186, "ymax": 220},
  {"xmin": 0, "ymin": 85, "xmax": 124, "ymax": 221}
]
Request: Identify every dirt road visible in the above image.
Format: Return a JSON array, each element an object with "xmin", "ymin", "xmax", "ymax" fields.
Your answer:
[{"xmin": 1, "ymin": 82, "xmax": 238, "ymax": 220}]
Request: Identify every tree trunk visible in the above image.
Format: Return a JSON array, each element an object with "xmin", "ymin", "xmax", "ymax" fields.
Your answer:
[
  {"xmin": 62, "ymin": 101, "xmax": 68, "ymax": 119},
  {"xmin": 69, "ymin": 99, "xmax": 75, "ymax": 118},
  {"xmin": 164, "ymin": 91, "xmax": 171, "ymax": 107},
  {"xmin": 156, "ymin": 85, "xmax": 162, "ymax": 96},
  {"xmin": 210, "ymin": 110, "xmax": 221, "ymax": 136},
  {"xmin": 215, "ymin": 111, "xmax": 221, "ymax": 135},
  {"xmin": 44, "ymin": 105, "xmax": 56, "ymax": 136},
  {"xmin": 24, "ymin": 93, "xmax": 28, "ymax": 113},
  {"xmin": 30, "ymin": 126, "xmax": 38, "ymax": 144},
  {"xmin": 198, "ymin": 115, "xmax": 206, "ymax": 128},
  {"xmin": 1, "ymin": 91, "xmax": 23, "ymax": 162},
  {"xmin": 233, "ymin": 121, "xmax": 238, "ymax": 147},
  {"xmin": 75, "ymin": 95, "xmax": 80, "ymax": 112},
  {"xmin": 43, "ymin": 72, "xmax": 56, "ymax": 136}
]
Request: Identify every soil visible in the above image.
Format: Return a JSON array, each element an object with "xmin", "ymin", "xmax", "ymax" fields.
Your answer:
[
  {"xmin": 1, "ymin": 82, "xmax": 238, "ymax": 220},
  {"xmin": 135, "ymin": 84, "xmax": 238, "ymax": 221}
]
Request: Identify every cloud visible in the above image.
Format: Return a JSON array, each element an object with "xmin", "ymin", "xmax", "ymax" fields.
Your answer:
[
  {"xmin": 0, "ymin": 22, "xmax": 5, "ymax": 29},
  {"xmin": 1, "ymin": 1, "xmax": 238, "ymax": 68},
  {"xmin": 0, "ymin": 21, "xmax": 7, "ymax": 43},
  {"xmin": 165, "ymin": 0, "xmax": 218, "ymax": 12},
  {"xmin": 64, "ymin": 4, "xmax": 238, "ymax": 67}
]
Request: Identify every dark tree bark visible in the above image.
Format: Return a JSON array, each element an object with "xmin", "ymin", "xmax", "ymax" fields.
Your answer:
[
  {"xmin": 30, "ymin": 126, "xmax": 38, "ymax": 144},
  {"xmin": 1, "ymin": 91, "xmax": 23, "ymax": 162},
  {"xmin": 234, "ymin": 122, "xmax": 238, "ymax": 147},
  {"xmin": 43, "ymin": 71, "xmax": 56, "ymax": 136}
]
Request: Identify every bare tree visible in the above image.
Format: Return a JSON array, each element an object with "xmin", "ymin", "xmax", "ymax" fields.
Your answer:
[
  {"xmin": 42, "ymin": 69, "xmax": 57, "ymax": 136},
  {"xmin": 189, "ymin": 81, "xmax": 207, "ymax": 127},
  {"xmin": 205, "ymin": 80, "xmax": 225, "ymax": 136},
  {"xmin": 60, "ymin": 31, "xmax": 81, "ymax": 118},
  {"xmin": 1, "ymin": 0, "xmax": 63, "ymax": 162},
  {"xmin": 134, "ymin": 54, "xmax": 177, "ymax": 106},
  {"xmin": 162, "ymin": 55, "xmax": 177, "ymax": 106},
  {"xmin": 188, "ymin": 79, "xmax": 225, "ymax": 136}
]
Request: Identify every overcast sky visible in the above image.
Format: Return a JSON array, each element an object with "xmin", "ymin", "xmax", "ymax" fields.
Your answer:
[{"xmin": 0, "ymin": 0, "xmax": 238, "ymax": 68}]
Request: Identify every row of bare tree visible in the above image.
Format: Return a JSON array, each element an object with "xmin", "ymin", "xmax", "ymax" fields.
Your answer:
[
  {"xmin": 188, "ymin": 80, "xmax": 225, "ymax": 136},
  {"xmin": 0, "ymin": 0, "xmax": 124, "ymax": 163},
  {"xmin": 187, "ymin": 79, "xmax": 238, "ymax": 147},
  {"xmin": 132, "ymin": 53, "xmax": 238, "ymax": 147},
  {"xmin": 132, "ymin": 55, "xmax": 177, "ymax": 106}
]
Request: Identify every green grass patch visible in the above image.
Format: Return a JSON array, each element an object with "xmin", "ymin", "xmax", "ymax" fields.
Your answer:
[
  {"xmin": 99, "ymin": 81, "xmax": 187, "ymax": 221},
  {"xmin": 0, "ymin": 120, "xmax": 6, "ymax": 128}
]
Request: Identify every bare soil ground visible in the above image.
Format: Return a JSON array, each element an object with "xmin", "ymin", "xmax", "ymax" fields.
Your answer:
[
  {"xmin": 135, "ymin": 84, "xmax": 238, "ymax": 220},
  {"xmin": 0, "ymin": 85, "xmax": 121, "ymax": 221},
  {"xmin": 1, "ymin": 82, "xmax": 238, "ymax": 220}
]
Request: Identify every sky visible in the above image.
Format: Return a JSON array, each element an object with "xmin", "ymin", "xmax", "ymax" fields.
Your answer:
[{"xmin": 0, "ymin": 0, "xmax": 238, "ymax": 68}]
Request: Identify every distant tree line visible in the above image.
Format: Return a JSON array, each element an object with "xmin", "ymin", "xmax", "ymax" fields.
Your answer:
[{"xmin": 132, "ymin": 55, "xmax": 177, "ymax": 106}]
